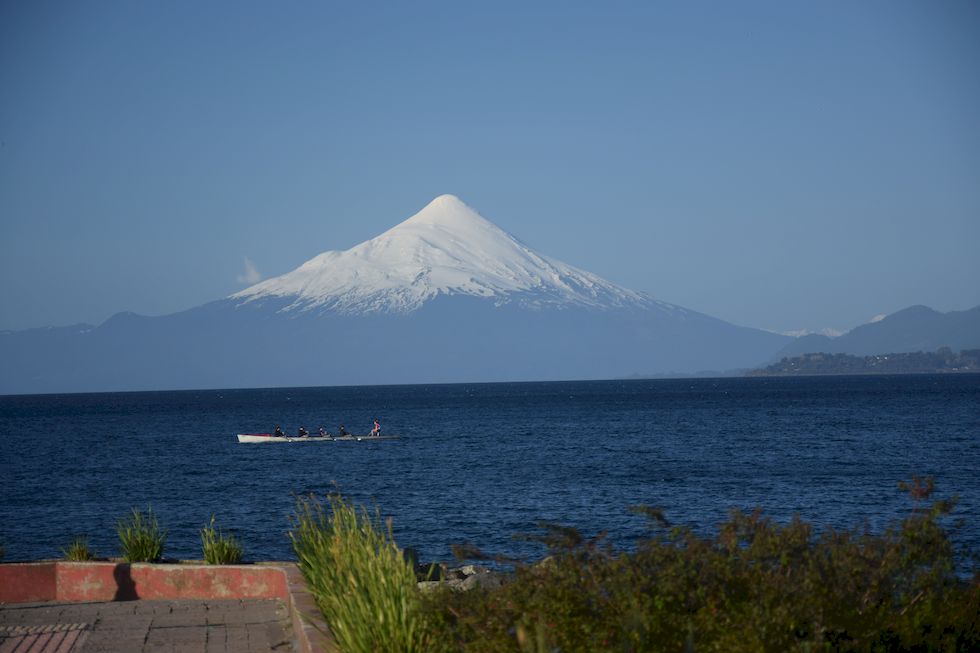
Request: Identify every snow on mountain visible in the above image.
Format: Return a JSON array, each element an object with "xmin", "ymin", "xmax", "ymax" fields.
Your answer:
[
  {"xmin": 778, "ymin": 327, "xmax": 844, "ymax": 338},
  {"xmin": 233, "ymin": 194, "xmax": 673, "ymax": 316}
]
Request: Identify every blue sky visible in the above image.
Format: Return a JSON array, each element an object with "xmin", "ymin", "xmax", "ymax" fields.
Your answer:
[{"xmin": 1, "ymin": 1, "xmax": 978, "ymax": 334}]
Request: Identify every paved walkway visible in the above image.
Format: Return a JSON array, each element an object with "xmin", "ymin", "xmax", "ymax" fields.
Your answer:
[{"xmin": 0, "ymin": 599, "xmax": 291, "ymax": 653}]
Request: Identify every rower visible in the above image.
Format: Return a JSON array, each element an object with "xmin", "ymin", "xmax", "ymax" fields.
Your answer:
[
  {"xmin": 370, "ymin": 419, "xmax": 381, "ymax": 437},
  {"xmin": 273, "ymin": 425, "xmax": 285, "ymax": 438},
  {"xmin": 338, "ymin": 424, "xmax": 349, "ymax": 437},
  {"xmin": 298, "ymin": 426, "xmax": 309, "ymax": 437}
]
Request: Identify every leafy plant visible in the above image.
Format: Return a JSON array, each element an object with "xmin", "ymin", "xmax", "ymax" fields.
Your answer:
[
  {"xmin": 62, "ymin": 536, "xmax": 94, "ymax": 561},
  {"xmin": 289, "ymin": 494, "xmax": 442, "ymax": 653},
  {"xmin": 424, "ymin": 477, "xmax": 979, "ymax": 652},
  {"xmin": 200, "ymin": 515, "xmax": 243, "ymax": 564},
  {"xmin": 117, "ymin": 506, "xmax": 167, "ymax": 562}
]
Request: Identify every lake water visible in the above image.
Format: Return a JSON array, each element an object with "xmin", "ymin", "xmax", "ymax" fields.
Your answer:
[{"xmin": 1, "ymin": 375, "xmax": 978, "ymax": 565}]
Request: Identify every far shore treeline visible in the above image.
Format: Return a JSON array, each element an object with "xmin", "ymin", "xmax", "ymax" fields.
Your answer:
[{"xmin": 751, "ymin": 348, "xmax": 980, "ymax": 377}]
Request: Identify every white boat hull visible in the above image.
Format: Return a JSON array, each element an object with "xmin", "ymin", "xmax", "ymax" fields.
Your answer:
[{"xmin": 237, "ymin": 433, "xmax": 399, "ymax": 443}]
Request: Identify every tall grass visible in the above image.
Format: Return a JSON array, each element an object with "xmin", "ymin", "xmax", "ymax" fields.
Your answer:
[
  {"xmin": 201, "ymin": 515, "xmax": 244, "ymax": 564},
  {"xmin": 289, "ymin": 494, "xmax": 441, "ymax": 653},
  {"xmin": 117, "ymin": 506, "xmax": 166, "ymax": 562},
  {"xmin": 62, "ymin": 536, "xmax": 94, "ymax": 561}
]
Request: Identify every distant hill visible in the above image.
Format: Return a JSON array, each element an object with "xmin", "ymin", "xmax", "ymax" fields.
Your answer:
[
  {"xmin": 774, "ymin": 305, "xmax": 980, "ymax": 359},
  {"xmin": 751, "ymin": 348, "xmax": 980, "ymax": 376}
]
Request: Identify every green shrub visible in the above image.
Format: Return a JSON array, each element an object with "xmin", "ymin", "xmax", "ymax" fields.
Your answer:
[
  {"xmin": 62, "ymin": 536, "xmax": 94, "ymax": 561},
  {"xmin": 424, "ymin": 477, "xmax": 979, "ymax": 652},
  {"xmin": 289, "ymin": 494, "xmax": 442, "ymax": 653},
  {"xmin": 201, "ymin": 515, "xmax": 243, "ymax": 564},
  {"xmin": 117, "ymin": 506, "xmax": 167, "ymax": 562}
]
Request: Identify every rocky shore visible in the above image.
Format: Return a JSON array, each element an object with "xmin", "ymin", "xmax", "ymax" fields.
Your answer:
[{"xmin": 403, "ymin": 549, "xmax": 507, "ymax": 592}]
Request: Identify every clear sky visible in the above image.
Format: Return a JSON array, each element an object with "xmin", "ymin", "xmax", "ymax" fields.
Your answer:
[{"xmin": 1, "ymin": 1, "xmax": 978, "ymax": 334}]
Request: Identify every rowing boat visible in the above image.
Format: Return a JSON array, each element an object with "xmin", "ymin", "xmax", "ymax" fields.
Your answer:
[{"xmin": 237, "ymin": 433, "xmax": 400, "ymax": 443}]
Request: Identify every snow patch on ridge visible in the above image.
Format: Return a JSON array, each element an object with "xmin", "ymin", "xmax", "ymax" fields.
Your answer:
[
  {"xmin": 779, "ymin": 327, "xmax": 844, "ymax": 338},
  {"xmin": 232, "ymin": 194, "xmax": 673, "ymax": 316}
]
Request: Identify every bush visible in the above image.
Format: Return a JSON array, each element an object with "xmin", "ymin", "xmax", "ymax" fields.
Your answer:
[
  {"xmin": 62, "ymin": 536, "xmax": 94, "ymax": 561},
  {"xmin": 425, "ymin": 477, "xmax": 979, "ymax": 652},
  {"xmin": 201, "ymin": 516, "xmax": 243, "ymax": 565},
  {"xmin": 289, "ymin": 494, "xmax": 442, "ymax": 653},
  {"xmin": 117, "ymin": 506, "xmax": 167, "ymax": 562}
]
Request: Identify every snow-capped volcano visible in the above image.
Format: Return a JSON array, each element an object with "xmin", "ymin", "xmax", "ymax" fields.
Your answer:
[
  {"xmin": 1, "ymin": 193, "xmax": 795, "ymax": 393},
  {"xmin": 232, "ymin": 194, "xmax": 660, "ymax": 315}
]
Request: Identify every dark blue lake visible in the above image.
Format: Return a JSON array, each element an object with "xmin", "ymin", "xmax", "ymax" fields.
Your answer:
[{"xmin": 1, "ymin": 375, "xmax": 978, "ymax": 565}]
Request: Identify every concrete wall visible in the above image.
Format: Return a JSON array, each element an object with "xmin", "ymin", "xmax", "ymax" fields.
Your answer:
[{"xmin": 0, "ymin": 562, "xmax": 287, "ymax": 603}]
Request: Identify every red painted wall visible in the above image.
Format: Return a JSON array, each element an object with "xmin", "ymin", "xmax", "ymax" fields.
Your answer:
[
  {"xmin": 0, "ymin": 562, "xmax": 288, "ymax": 603},
  {"xmin": 0, "ymin": 563, "xmax": 57, "ymax": 603}
]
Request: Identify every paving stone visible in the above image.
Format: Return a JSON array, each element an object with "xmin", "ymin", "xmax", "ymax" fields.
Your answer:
[
  {"xmin": 252, "ymin": 621, "xmax": 290, "ymax": 651},
  {"xmin": 0, "ymin": 623, "xmax": 93, "ymax": 653},
  {"xmin": 1, "ymin": 600, "xmax": 290, "ymax": 653},
  {"xmin": 214, "ymin": 609, "xmax": 260, "ymax": 625},
  {"xmin": 59, "ymin": 606, "xmax": 104, "ymax": 622},
  {"xmin": 158, "ymin": 627, "xmax": 207, "ymax": 644},
  {"xmin": 94, "ymin": 615, "xmax": 153, "ymax": 632},
  {"xmin": 0, "ymin": 605, "xmax": 63, "ymax": 626},
  {"xmin": 175, "ymin": 645, "xmax": 208, "ymax": 653},
  {"xmin": 58, "ymin": 628, "xmax": 91, "ymax": 653},
  {"xmin": 98, "ymin": 602, "xmax": 138, "ymax": 616},
  {"xmin": 141, "ymin": 643, "xmax": 175, "ymax": 653},
  {"xmin": 81, "ymin": 629, "xmax": 147, "ymax": 652},
  {"xmin": 203, "ymin": 625, "xmax": 227, "ymax": 653},
  {"xmin": 167, "ymin": 600, "xmax": 202, "ymax": 613},
  {"xmin": 222, "ymin": 625, "xmax": 250, "ymax": 652},
  {"xmin": 152, "ymin": 612, "xmax": 209, "ymax": 628},
  {"xmin": 201, "ymin": 600, "xmax": 245, "ymax": 613},
  {"xmin": 137, "ymin": 601, "xmax": 183, "ymax": 617}
]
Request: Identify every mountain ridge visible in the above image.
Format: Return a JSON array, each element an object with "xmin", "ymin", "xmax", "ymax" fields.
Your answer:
[
  {"xmin": 3, "ymin": 195, "xmax": 974, "ymax": 394},
  {"xmin": 773, "ymin": 304, "xmax": 980, "ymax": 359}
]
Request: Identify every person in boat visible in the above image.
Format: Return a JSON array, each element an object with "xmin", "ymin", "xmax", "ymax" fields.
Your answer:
[
  {"xmin": 338, "ymin": 424, "xmax": 349, "ymax": 437},
  {"xmin": 273, "ymin": 425, "xmax": 285, "ymax": 438},
  {"xmin": 318, "ymin": 426, "xmax": 327, "ymax": 437},
  {"xmin": 370, "ymin": 419, "xmax": 381, "ymax": 437},
  {"xmin": 298, "ymin": 426, "xmax": 309, "ymax": 437}
]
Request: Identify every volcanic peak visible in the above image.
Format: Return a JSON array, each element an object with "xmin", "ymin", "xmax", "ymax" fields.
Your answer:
[{"xmin": 232, "ymin": 195, "xmax": 659, "ymax": 315}]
